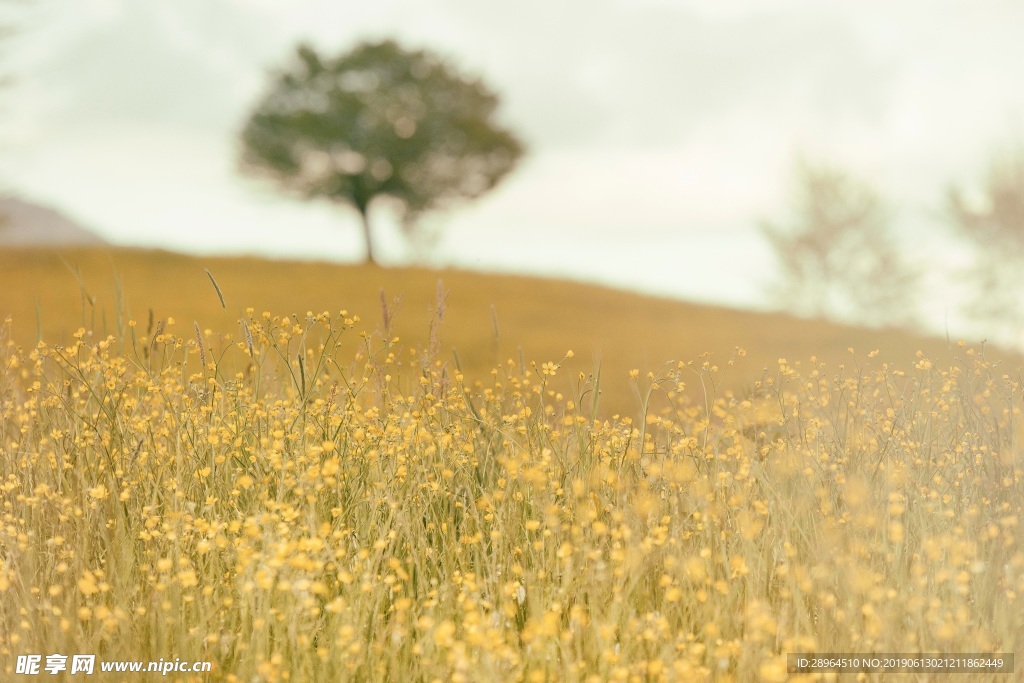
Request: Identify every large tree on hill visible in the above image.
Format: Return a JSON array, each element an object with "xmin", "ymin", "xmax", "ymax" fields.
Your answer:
[
  {"xmin": 238, "ymin": 39, "xmax": 525, "ymax": 265},
  {"xmin": 761, "ymin": 160, "xmax": 920, "ymax": 328}
]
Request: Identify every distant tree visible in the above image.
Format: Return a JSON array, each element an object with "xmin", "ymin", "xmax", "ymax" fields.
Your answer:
[
  {"xmin": 761, "ymin": 160, "xmax": 919, "ymax": 327},
  {"xmin": 0, "ymin": 1, "xmax": 35, "ymax": 88},
  {"xmin": 0, "ymin": 0, "xmax": 32, "ymax": 196},
  {"xmin": 239, "ymin": 39, "xmax": 525, "ymax": 265},
  {"xmin": 948, "ymin": 147, "xmax": 1024, "ymax": 340}
]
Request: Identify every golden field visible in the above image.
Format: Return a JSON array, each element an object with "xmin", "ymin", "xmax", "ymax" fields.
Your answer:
[
  {"xmin": 1, "ymin": 247, "xmax": 1022, "ymax": 681},
  {"xmin": 0, "ymin": 247, "xmax": 1010, "ymax": 417}
]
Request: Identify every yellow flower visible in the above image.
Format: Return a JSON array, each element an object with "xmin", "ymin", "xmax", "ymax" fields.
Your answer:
[
  {"xmin": 78, "ymin": 571, "xmax": 99, "ymax": 596},
  {"xmin": 322, "ymin": 457, "xmax": 340, "ymax": 477},
  {"xmin": 433, "ymin": 620, "xmax": 457, "ymax": 647},
  {"xmin": 177, "ymin": 568, "xmax": 199, "ymax": 588}
]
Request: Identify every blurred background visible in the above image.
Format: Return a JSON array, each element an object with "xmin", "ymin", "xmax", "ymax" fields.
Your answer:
[{"xmin": 2, "ymin": 0, "xmax": 1024, "ymax": 346}]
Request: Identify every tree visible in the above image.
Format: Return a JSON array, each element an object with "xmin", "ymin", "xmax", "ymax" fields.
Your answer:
[
  {"xmin": 0, "ymin": 0, "xmax": 33, "ymax": 197},
  {"xmin": 948, "ymin": 147, "xmax": 1024, "ymax": 340},
  {"xmin": 239, "ymin": 39, "xmax": 525, "ymax": 265},
  {"xmin": 761, "ymin": 160, "xmax": 919, "ymax": 327}
]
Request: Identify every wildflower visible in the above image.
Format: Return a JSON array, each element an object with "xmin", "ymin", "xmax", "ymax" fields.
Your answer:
[
  {"xmin": 433, "ymin": 620, "xmax": 457, "ymax": 647},
  {"xmin": 77, "ymin": 571, "xmax": 99, "ymax": 596},
  {"xmin": 177, "ymin": 568, "xmax": 199, "ymax": 588}
]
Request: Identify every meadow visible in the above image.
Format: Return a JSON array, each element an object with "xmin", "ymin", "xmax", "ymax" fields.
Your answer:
[
  {"xmin": 0, "ymin": 247, "xmax": 995, "ymax": 417},
  {"xmin": 1, "ymin": 248, "xmax": 1022, "ymax": 681}
]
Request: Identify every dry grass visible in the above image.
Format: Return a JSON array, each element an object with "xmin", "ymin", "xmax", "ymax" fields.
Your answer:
[
  {"xmin": 0, "ymin": 246, "xmax": 1013, "ymax": 418},
  {"xmin": 1, "ymin": 284, "xmax": 1022, "ymax": 680}
]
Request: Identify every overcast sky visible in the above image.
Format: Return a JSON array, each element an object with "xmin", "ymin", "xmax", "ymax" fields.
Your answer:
[{"xmin": 4, "ymin": 0, "xmax": 1024, "ymax": 333}]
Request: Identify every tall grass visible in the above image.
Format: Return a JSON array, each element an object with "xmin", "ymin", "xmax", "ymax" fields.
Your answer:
[{"xmin": 0, "ymin": 306, "xmax": 1021, "ymax": 681}]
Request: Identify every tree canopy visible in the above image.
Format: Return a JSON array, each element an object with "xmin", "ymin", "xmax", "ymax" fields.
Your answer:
[
  {"xmin": 239, "ymin": 39, "xmax": 525, "ymax": 264},
  {"xmin": 948, "ymin": 147, "xmax": 1024, "ymax": 338},
  {"xmin": 762, "ymin": 160, "xmax": 919, "ymax": 328}
]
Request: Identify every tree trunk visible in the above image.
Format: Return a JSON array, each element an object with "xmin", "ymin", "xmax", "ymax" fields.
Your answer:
[{"xmin": 358, "ymin": 206, "xmax": 377, "ymax": 265}]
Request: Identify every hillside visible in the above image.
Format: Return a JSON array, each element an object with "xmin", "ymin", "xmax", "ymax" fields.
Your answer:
[
  {"xmin": 0, "ymin": 246, "xmax": 1013, "ymax": 416},
  {"xmin": 5, "ymin": 254, "xmax": 1020, "ymax": 679},
  {"xmin": 0, "ymin": 197, "xmax": 107, "ymax": 246}
]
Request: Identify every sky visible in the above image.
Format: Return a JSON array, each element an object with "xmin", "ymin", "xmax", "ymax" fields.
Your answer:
[{"xmin": 3, "ymin": 0, "xmax": 1024, "ymax": 339}]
